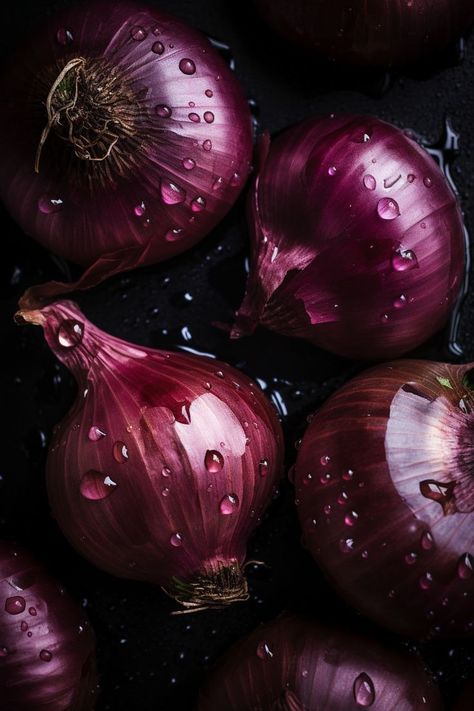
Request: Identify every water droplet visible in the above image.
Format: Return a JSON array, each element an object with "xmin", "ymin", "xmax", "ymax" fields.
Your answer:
[
  {"xmin": 179, "ymin": 58, "xmax": 196, "ymax": 75},
  {"xmin": 39, "ymin": 649, "xmax": 53, "ymax": 662},
  {"xmin": 405, "ymin": 552, "xmax": 418, "ymax": 565},
  {"xmin": 303, "ymin": 473, "xmax": 313, "ymax": 486},
  {"xmin": 113, "ymin": 441, "xmax": 128, "ymax": 462},
  {"xmin": 188, "ymin": 112, "xmax": 200, "ymax": 122},
  {"xmin": 5, "ymin": 596, "xmax": 26, "ymax": 615},
  {"xmin": 170, "ymin": 533, "xmax": 183, "ymax": 547},
  {"xmin": 328, "ymin": 166, "xmax": 337, "ymax": 176},
  {"xmin": 321, "ymin": 456, "xmax": 331, "ymax": 466},
  {"xmin": 320, "ymin": 473, "xmax": 332, "ymax": 485},
  {"xmin": 380, "ymin": 313, "xmax": 389, "ymax": 324},
  {"xmin": 424, "ymin": 176, "xmax": 433, "ymax": 188},
  {"xmin": 345, "ymin": 511, "xmax": 359, "ymax": 526},
  {"xmin": 202, "ymin": 139, "xmax": 212, "ymax": 151},
  {"xmin": 205, "ymin": 450, "xmax": 224, "ymax": 472},
  {"xmin": 80, "ymin": 470, "xmax": 117, "ymax": 500},
  {"xmin": 165, "ymin": 228, "xmax": 184, "ymax": 242},
  {"xmin": 363, "ymin": 175, "xmax": 376, "ymax": 191},
  {"xmin": 337, "ymin": 491, "xmax": 349, "ymax": 504},
  {"xmin": 130, "ymin": 26, "xmax": 147, "ymax": 41},
  {"xmin": 204, "ymin": 89, "xmax": 214, "ymax": 98},
  {"xmin": 407, "ymin": 174, "xmax": 416, "ymax": 183},
  {"xmin": 38, "ymin": 196, "xmax": 64, "ymax": 214},
  {"xmin": 256, "ymin": 641, "xmax": 273, "ymax": 659},
  {"xmin": 259, "ymin": 459, "xmax": 269, "ymax": 477},
  {"xmin": 134, "ymin": 202, "xmax": 146, "ymax": 217},
  {"xmin": 203, "ymin": 111, "xmax": 214, "ymax": 123},
  {"xmin": 29, "ymin": 607, "xmax": 37, "ymax": 616},
  {"xmin": 56, "ymin": 28, "xmax": 73, "ymax": 45},
  {"xmin": 342, "ymin": 469, "xmax": 354, "ymax": 481},
  {"xmin": 391, "ymin": 247, "xmax": 419, "ymax": 272},
  {"xmin": 420, "ymin": 479, "xmax": 456, "ymax": 515},
  {"xmin": 162, "ymin": 487, "xmax": 170, "ymax": 497},
  {"xmin": 216, "ymin": 370, "xmax": 225, "ymax": 379},
  {"xmin": 88, "ymin": 426, "xmax": 106, "ymax": 441},
  {"xmin": 57, "ymin": 320, "xmax": 83, "ymax": 348},
  {"xmin": 323, "ymin": 504, "xmax": 332, "ymax": 515},
  {"xmin": 212, "ymin": 176, "xmax": 224, "ymax": 191},
  {"xmin": 0, "ymin": 647, "xmax": 8, "ymax": 657},
  {"xmin": 353, "ymin": 672, "xmax": 375, "ymax": 707},
  {"xmin": 419, "ymin": 572, "xmax": 433, "ymax": 590},
  {"xmin": 394, "ymin": 294, "xmax": 407, "ymax": 308},
  {"xmin": 340, "ymin": 538, "xmax": 355, "ymax": 553},
  {"xmin": 161, "ymin": 180, "xmax": 186, "ymax": 205},
  {"xmin": 377, "ymin": 197, "xmax": 400, "ymax": 220},
  {"xmin": 191, "ymin": 196, "xmax": 206, "ymax": 212},
  {"xmin": 162, "ymin": 466, "xmax": 171, "ymax": 478},
  {"xmin": 457, "ymin": 553, "xmax": 474, "ymax": 580},
  {"xmin": 182, "ymin": 158, "xmax": 196, "ymax": 171},
  {"xmin": 155, "ymin": 104, "xmax": 172, "ymax": 118},
  {"xmin": 152, "ymin": 41, "xmax": 164, "ymax": 54},
  {"xmin": 219, "ymin": 493, "xmax": 239, "ymax": 515},
  {"xmin": 20, "ymin": 621, "xmax": 28, "ymax": 632}
]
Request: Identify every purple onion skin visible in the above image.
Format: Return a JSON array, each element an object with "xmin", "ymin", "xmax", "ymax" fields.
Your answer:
[
  {"xmin": 16, "ymin": 301, "xmax": 283, "ymax": 610},
  {"xmin": 0, "ymin": 0, "xmax": 252, "ymax": 306},
  {"xmin": 0, "ymin": 541, "xmax": 97, "ymax": 710},
  {"xmin": 256, "ymin": 0, "xmax": 474, "ymax": 71},
  {"xmin": 197, "ymin": 615, "xmax": 442, "ymax": 710},
  {"xmin": 233, "ymin": 115, "xmax": 465, "ymax": 360},
  {"xmin": 294, "ymin": 359, "xmax": 474, "ymax": 639}
]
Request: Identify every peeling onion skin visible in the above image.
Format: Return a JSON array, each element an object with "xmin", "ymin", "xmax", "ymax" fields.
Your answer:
[
  {"xmin": 256, "ymin": 0, "xmax": 474, "ymax": 71},
  {"xmin": 233, "ymin": 115, "xmax": 465, "ymax": 360},
  {"xmin": 0, "ymin": 0, "xmax": 252, "ymax": 307},
  {"xmin": 196, "ymin": 615, "xmax": 442, "ymax": 710},
  {"xmin": 16, "ymin": 301, "xmax": 284, "ymax": 611},
  {"xmin": 294, "ymin": 360, "xmax": 474, "ymax": 639},
  {"xmin": 0, "ymin": 541, "xmax": 97, "ymax": 710}
]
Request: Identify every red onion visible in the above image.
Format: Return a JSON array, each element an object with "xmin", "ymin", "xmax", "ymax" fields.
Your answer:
[
  {"xmin": 0, "ymin": 0, "xmax": 252, "ymax": 308},
  {"xmin": 232, "ymin": 115, "xmax": 465, "ymax": 360},
  {"xmin": 256, "ymin": 0, "xmax": 474, "ymax": 71},
  {"xmin": 197, "ymin": 614, "xmax": 442, "ymax": 709},
  {"xmin": 15, "ymin": 301, "xmax": 283, "ymax": 610},
  {"xmin": 0, "ymin": 540, "xmax": 97, "ymax": 710},
  {"xmin": 294, "ymin": 359, "xmax": 474, "ymax": 639}
]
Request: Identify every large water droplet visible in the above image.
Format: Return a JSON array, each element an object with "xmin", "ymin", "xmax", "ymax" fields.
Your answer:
[
  {"xmin": 113, "ymin": 442, "xmax": 129, "ymax": 463},
  {"xmin": 88, "ymin": 426, "xmax": 106, "ymax": 442},
  {"xmin": 130, "ymin": 26, "xmax": 147, "ymax": 41},
  {"xmin": 457, "ymin": 553, "xmax": 474, "ymax": 580},
  {"xmin": 205, "ymin": 450, "xmax": 224, "ymax": 472},
  {"xmin": 4, "ymin": 596, "xmax": 26, "ymax": 615},
  {"xmin": 80, "ymin": 471, "xmax": 117, "ymax": 500},
  {"xmin": 256, "ymin": 641, "xmax": 273, "ymax": 659},
  {"xmin": 152, "ymin": 41, "xmax": 164, "ymax": 55},
  {"xmin": 134, "ymin": 202, "xmax": 146, "ymax": 217},
  {"xmin": 353, "ymin": 672, "xmax": 375, "ymax": 707},
  {"xmin": 179, "ymin": 58, "xmax": 196, "ymax": 75},
  {"xmin": 363, "ymin": 175, "xmax": 376, "ymax": 191},
  {"xmin": 155, "ymin": 104, "xmax": 172, "ymax": 118},
  {"xmin": 56, "ymin": 28, "xmax": 73, "ymax": 45},
  {"xmin": 182, "ymin": 158, "xmax": 196, "ymax": 171},
  {"xmin": 38, "ymin": 196, "xmax": 64, "ymax": 214},
  {"xmin": 170, "ymin": 533, "xmax": 183, "ymax": 547},
  {"xmin": 191, "ymin": 196, "xmax": 206, "ymax": 212},
  {"xmin": 377, "ymin": 198, "xmax": 400, "ymax": 220},
  {"xmin": 57, "ymin": 320, "xmax": 83, "ymax": 348},
  {"xmin": 203, "ymin": 111, "xmax": 214, "ymax": 123},
  {"xmin": 161, "ymin": 180, "xmax": 186, "ymax": 205},
  {"xmin": 391, "ymin": 247, "xmax": 419, "ymax": 272},
  {"xmin": 39, "ymin": 649, "xmax": 53, "ymax": 662},
  {"xmin": 219, "ymin": 493, "xmax": 239, "ymax": 515},
  {"xmin": 328, "ymin": 166, "xmax": 337, "ymax": 176}
]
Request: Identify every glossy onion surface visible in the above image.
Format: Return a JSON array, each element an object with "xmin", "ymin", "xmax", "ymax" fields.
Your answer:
[
  {"xmin": 294, "ymin": 360, "xmax": 474, "ymax": 638},
  {"xmin": 197, "ymin": 615, "xmax": 441, "ymax": 710},
  {"xmin": 233, "ymin": 115, "xmax": 465, "ymax": 360},
  {"xmin": 0, "ymin": 540, "xmax": 96, "ymax": 710}
]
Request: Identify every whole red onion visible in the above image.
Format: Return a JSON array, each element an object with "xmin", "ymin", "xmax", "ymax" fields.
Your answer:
[
  {"xmin": 232, "ymin": 115, "xmax": 465, "ymax": 360},
  {"xmin": 256, "ymin": 0, "xmax": 474, "ymax": 71},
  {"xmin": 0, "ymin": 0, "xmax": 252, "ymax": 307},
  {"xmin": 0, "ymin": 540, "xmax": 97, "ymax": 710},
  {"xmin": 16, "ymin": 301, "xmax": 283, "ymax": 610},
  {"xmin": 294, "ymin": 359, "xmax": 474, "ymax": 639},
  {"xmin": 197, "ymin": 614, "xmax": 442, "ymax": 709}
]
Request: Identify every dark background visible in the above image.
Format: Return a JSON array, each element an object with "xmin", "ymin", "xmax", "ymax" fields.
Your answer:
[{"xmin": 1, "ymin": 1, "xmax": 474, "ymax": 709}]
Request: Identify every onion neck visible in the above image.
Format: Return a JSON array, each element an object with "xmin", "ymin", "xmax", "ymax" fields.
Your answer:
[{"xmin": 163, "ymin": 561, "xmax": 249, "ymax": 613}]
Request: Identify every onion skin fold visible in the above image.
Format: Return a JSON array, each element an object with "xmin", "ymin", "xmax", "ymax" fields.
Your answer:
[
  {"xmin": 256, "ymin": 0, "xmax": 474, "ymax": 71},
  {"xmin": 15, "ymin": 301, "xmax": 284, "ymax": 611},
  {"xmin": 0, "ymin": 541, "xmax": 97, "ymax": 710},
  {"xmin": 232, "ymin": 115, "xmax": 465, "ymax": 360},
  {"xmin": 294, "ymin": 360, "xmax": 474, "ymax": 639},
  {"xmin": 196, "ymin": 614, "xmax": 442, "ymax": 710},
  {"xmin": 0, "ymin": 0, "xmax": 252, "ymax": 307}
]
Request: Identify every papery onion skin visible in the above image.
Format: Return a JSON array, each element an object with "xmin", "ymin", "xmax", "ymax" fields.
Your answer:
[
  {"xmin": 0, "ymin": 541, "xmax": 97, "ymax": 710},
  {"xmin": 0, "ymin": 0, "xmax": 252, "ymax": 306},
  {"xmin": 197, "ymin": 614, "xmax": 441, "ymax": 710},
  {"xmin": 256, "ymin": 0, "xmax": 474, "ymax": 71},
  {"xmin": 294, "ymin": 359, "xmax": 474, "ymax": 639},
  {"xmin": 16, "ymin": 301, "xmax": 283, "ymax": 610},
  {"xmin": 233, "ymin": 115, "xmax": 465, "ymax": 360}
]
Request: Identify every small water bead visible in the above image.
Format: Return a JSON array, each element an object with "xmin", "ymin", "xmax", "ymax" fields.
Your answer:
[
  {"xmin": 113, "ymin": 442, "xmax": 129, "ymax": 463},
  {"xmin": 345, "ymin": 511, "xmax": 359, "ymax": 526},
  {"xmin": 407, "ymin": 174, "xmax": 416, "ymax": 183},
  {"xmin": 134, "ymin": 202, "xmax": 146, "ymax": 217},
  {"xmin": 303, "ymin": 473, "xmax": 313, "ymax": 486},
  {"xmin": 80, "ymin": 470, "xmax": 117, "ymax": 500},
  {"xmin": 29, "ymin": 607, "xmax": 37, "ymax": 616},
  {"xmin": 405, "ymin": 552, "xmax": 418, "ymax": 565},
  {"xmin": 205, "ymin": 89, "xmax": 213, "ymax": 97},
  {"xmin": 457, "ymin": 553, "xmax": 474, "ymax": 580},
  {"xmin": 320, "ymin": 473, "xmax": 332, "ymax": 485},
  {"xmin": 202, "ymin": 139, "xmax": 212, "ymax": 151},
  {"xmin": 328, "ymin": 166, "xmax": 337, "ymax": 176},
  {"xmin": 353, "ymin": 672, "xmax": 375, "ymax": 707},
  {"xmin": 38, "ymin": 195, "xmax": 64, "ymax": 214},
  {"xmin": 191, "ymin": 196, "xmax": 206, "ymax": 212},
  {"xmin": 259, "ymin": 459, "xmax": 269, "ymax": 477},
  {"xmin": 188, "ymin": 112, "xmax": 200, "ymax": 122},
  {"xmin": 5, "ymin": 596, "xmax": 26, "ymax": 615},
  {"xmin": 380, "ymin": 313, "xmax": 389, "ymax": 324},
  {"xmin": 189, "ymin": 101, "xmax": 196, "ymax": 108},
  {"xmin": 420, "ymin": 531, "xmax": 434, "ymax": 550},
  {"xmin": 391, "ymin": 248, "xmax": 419, "ymax": 272},
  {"xmin": 203, "ymin": 111, "xmax": 214, "ymax": 123},
  {"xmin": 20, "ymin": 621, "xmax": 28, "ymax": 632},
  {"xmin": 340, "ymin": 538, "xmax": 355, "ymax": 553},
  {"xmin": 256, "ymin": 641, "xmax": 273, "ymax": 660},
  {"xmin": 419, "ymin": 572, "xmax": 433, "ymax": 590},
  {"xmin": 130, "ymin": 26, "xmax": 147, "ymax": 41},
  {"xmin": 162, "ymin": 487, "xmax": 170, "ymax": 497},
  {"xmin": 423, "ymin": 176, "xmax": 433, "ymax": 188},
  {"xmin": 205, "ymin": 450, "xmax": 224, "ymax": 472},
  {"xmin": 321, "ymin": 456, "xmax": 331, "ymax": 466},
  {"xmin": 57, "ymin": 319, "xmax": 83, "ymax": 348},
  {"xmin": 179, "ymin": 58, "xmax": 196, "ymax": 75},
  {"xmin": 323, "ymin": 504, "xmax": 332, "ymax": 515},
  {"xmin": 56, "ymin": 28, "xmax": 73, "ymax": 45},
  {"xmin": 39, "ymin": 649, "xmax": 53, "ymax": 662},
  {"xmin": 161, "ymin": 180, "xmax": 186, "ymax": 205},
  {"xmin": 212, "ymin": 176, "xmax": 224, "ymax": 191},
  {"xmin": 337, "ymin": 491, "xmax": 348, "ymax": 504},
  {"xmin": 377, "ymin": 197, "xmax": 400, "ymax": 220},
  {"xmin": 363, "ymin": 175, "xmax": 376, "ymax": 191},
  {"xmin": 394, "ymin": 294, "xmax": 407, "ymax": 309},
  {"xmin": 182, "ymin": 158, "xmax": 196, "ymax": 171},
  {"xmin": 219, "ymin": 493, "xmax": 239, "ymax": 515},
  {"xmin": 152, "ymin": 41, "xmax": 164, "ymax": 55},
  {"xmin": 342, "ymin": 469, "xmax": 354, "ymax": 481},
  {"xmin": 155, "ymin": 104, "xmax": 172, "ymax": 118},
  {"xmin": 0, "ymin": 647, "xmax": 8, "ymax": 657},
  {"xmin": 162, "ymin": 466, "xmax": 171, "ymax": 478},
  {"xmin": 216, "ymin": 370, "xmax": 225, "ymax": 378},
  {"xmin": 88, "ymin": 426, "xmax": 106, "ymax": 441},
  {"xmin": 361, "ymin": 550, "xmax": 369, "ymax": 560},
  {"xmin": 165, "ymin": 228, "xmax": 184, "ymax": 242},
  {"xmin": 170, "ymin": 533, "xmax": 183, "ymax": 547}
]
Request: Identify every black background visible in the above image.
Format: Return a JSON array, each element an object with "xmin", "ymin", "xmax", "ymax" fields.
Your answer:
[{"xmin": 1, "ymin": 1, "xmax": 474, "ymax": 709}]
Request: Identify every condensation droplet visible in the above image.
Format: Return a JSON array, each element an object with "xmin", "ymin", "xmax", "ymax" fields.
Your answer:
[
  {"xmin": 182, "ymin": 158, "xmax": 196, "ymax": 171},
  {"xmin": 205, "ymin": 450, "xmax": 224, "ymax": 473},
  {"xmin": 380, "ymin": 313, "xmax": 389, "ymax": 324},
  {"xmin": 20, "ymin": 621, "xmax": 28, "ymax": 632},
  {"xmin": 337, "ymin": 491, "xmax": 349, "ymax": 505},
  {"xmin": 345, "ymin": 511, "xmax": 359, "ymax": 526},
  {"xmin": 130, "ymin": 26, "xmax": 147, "ymax": 41},
  {"xmin": 191, "ymin": 196, "xmax": 206, "ymax": 212},
  {"xmin": 0, "ymin": 647, "xmax": 7, "ymax": 657},
  {"xmin": 230, "ymin": 172, "xmax": 241, "ymax": 187},
  {"xmin": 363, "ymin": 175, "xmax": 376, "ymax": 191},
  {"xmin": 134, "ymin": 202, "xmax": 146, "ymax": 217},
  {"xmin": 342, "ymin": 469, "xmax": 354, "ymax": 481},
  {"xmin": 202, "ymin": 139, "xmax": 212, "ymax": 151},
  {"xmin": 405, "ymin": 552, "xmax": 418, "ymax": 565},
  {"xmin": 179, "ymin": 58, "xmax": 196, "ymax": 75},
  {"xmin": 57, "ymin": 320, "xmax": 83, "ymax": 348},
  {"xmin": 113, "ymin": 441, "xmax": 129, "ymax": 463},
  {"xmin": 256, "ymin": 641, "xmax": 273, "ymax": 659},
  {"xmin": 56, "ymin": 28, "xmax": 73, "ymax": 45},
  {"xmin": 152, "ymin": 41, "xmax": 164, "ymax": 55},
  {"xmin": 212, "ymin": 176, "xmax": 224, "ymax": 191},
  {"xmin": 377, "ymin": 197, "xmax": 400, "ymax": 220},
  {"xmin": 88, "ymin": 426, "xmax": 106, "ymax": 441},
  {"xmin": 321, "ymin": 456, "xmax": 331, "ymax": 466},
  {"xmin": 419, "ymin": 572, "xmax": 433, "ymax": 590},
  {"xmin": 353, "ymin": 672, "xmax": 375, "ymax": 707},
  {"xmin": 391, "ymin": 247, "xmax": 419, "ymax": 272},
  {"xmin": 328, "ymin": 166, "xmax": 337, "ymax": 176},
  {"xmin": 39, "ymin": 649, "xmax": 53, "ymax": 662},
  {"xmin": 457, "ymin": 553, "xmax": 474, "ymax": 580},
  {"xmin": 162, "ymin": 466, "xmax": 171, "ymax": 478},
  {"xmin": 165, "ymin": 228, "xmax": 184, "ymax": 242},
  {"xmin": 203, "ymin": 111, "xmax": 214, "ymax": 123},
  {"xmin": 420, "ymin": 531, "xmax": 434, "ymax": 550},
  {"xmin": 340, "ymin": 538, "xmax": 355, "ymax": 553},
  {"xmin": 38, "ymin": 196, "xmax": 64, "ymax": 214},
  {"xmin": 161, "ymin": 180, "xmax": 186, "ymax": 205},
  {"xmin": 394, "ymin": 294, "xmax": 407, "ymax": 308},
  {"xmin": 407, "ymin": 174, "xmax": 416, "ymax": 183},
  {"xmin": 219, "ymin": 493, "xmax": 239, "ymax": 515},
  {"xmin": 170, "ymin": 533, "xmax": 183, "ymax": 547},
  {"xmin": 29, "ymin": 607, "xmax": 37, "ymax": 616},
  {"xmin": 424, "ymin": 176, "xmax": 433, "ymax": 188},
  {"xmin": 188, "ymin": 112, "xmax": 200, "ymax": 122},
  {"xmin": 80, "ymin": 471, "xmax": 117, "ymax": 500},
  {"xmin": 4, "ymin": 596, "xmax": 26, "ymax": 615},
  {"xmin": 205, "ymin": 89, "xmax": 213, "ymax": 97},
  {"xmin": 162, "ymin": 487, "xmax": 170, "ymax": 497},
  {"xmin": 155, "ymin": 104, "xmax": 172, "ymax": 119},
  {"xmin": 259, "ymin": 459, "xmax": 269, "ymax": 477},
  {"xmin": 303, "ymin": 473, "xmax": 313, "ymax": 486}
]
